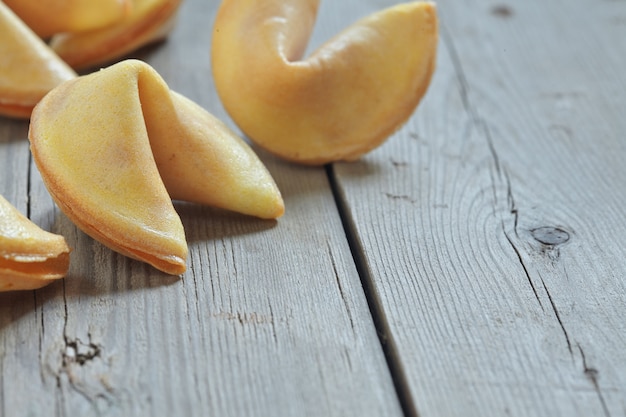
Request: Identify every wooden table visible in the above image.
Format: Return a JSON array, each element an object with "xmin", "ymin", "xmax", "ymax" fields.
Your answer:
[{"xmin": 2, "ymin": 0, "xmax": 625, "ymax": 415}]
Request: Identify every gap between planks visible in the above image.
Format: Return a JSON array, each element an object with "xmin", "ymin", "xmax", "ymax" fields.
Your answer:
[{"xmin": 325, "ymin": 164, "xmax": 419, "ymax": 417}]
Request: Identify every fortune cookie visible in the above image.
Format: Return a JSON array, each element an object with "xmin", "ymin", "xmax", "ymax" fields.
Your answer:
[
  {"xmin": 0, "ymin": 194, "xmax": 70, "ymax": 292},
  {"xmin": 0, "ymin": 1, "xmax": 76, "ymax": 119},
  {"xmin": 3, "ymin": 0, "xmax": 131, "ymax": 38},
  {"xmin": 50, "ymin": 0, "xmax": 183, "ymax": 70},
  {"xmin": 212, "ymin": 0, "xmax": 438, "ymax": 165},
  {"xmin": 30, "ymin": 59, "xmax": 284, "ymax": 275}
]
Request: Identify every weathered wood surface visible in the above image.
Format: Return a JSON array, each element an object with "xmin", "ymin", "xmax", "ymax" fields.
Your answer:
[
  {"xmin": 2, "ymin": 0, "xmax": 626, "ymax": 416},
  {"xmin": 332, "ymin": 0, "xmax": 626, "ymax": 416},
  {"xmin": 0, "ymin": 1, "xmax": 402, "ymax": 416}
]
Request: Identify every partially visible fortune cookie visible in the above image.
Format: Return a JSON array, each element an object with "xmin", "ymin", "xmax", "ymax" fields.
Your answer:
[
  {"xmin": 50, "ymin": 0, "xmax": 183, "ymax": 71},
  {"xmin": 3, "ymin": 0, "xmax": 132, "ymax": 39},
  {"xmin": 0, "ymin": 1, "xmax": 76, "ymax": 119},
  {"xmin": 212, "ymin": 0, "xmax": 438, "ymax": 165},
  {"xmin": 0, "ymin": 194, "xmax": 70, "ymax": 292},
  {"xmin": 29, "ymin": 59, "xmax": 284, "ymax": 275}
]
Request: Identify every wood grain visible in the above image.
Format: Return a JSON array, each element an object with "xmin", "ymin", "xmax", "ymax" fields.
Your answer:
[
  {"xmin": 332, "ymin": 0, "xmax": 626, "ymax": 416},
  {"xmin": 4, "ymin": 0, "xmax": 626, "ymax": 416},
  {"xmin": 0, "ymin": 1, "xmax": 402, "ymax": 416}
]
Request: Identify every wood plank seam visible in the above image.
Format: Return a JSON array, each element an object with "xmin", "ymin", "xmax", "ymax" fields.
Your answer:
[
  {"xmin": 325, "ymin": 164, "xmax": 418, "ymax": 417},
  {"xmin": 26, "ymin": 153, "xmax": 32, "ymax": 219}
]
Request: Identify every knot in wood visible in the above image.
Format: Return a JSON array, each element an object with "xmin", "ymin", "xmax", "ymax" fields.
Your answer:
[
  {"xmin": 530, "ymin": 227, "xmax": 570, "ymax": 246},
  {"xmin": 491, "ymin": 4, "xmax": 513, "ymax": 18}
]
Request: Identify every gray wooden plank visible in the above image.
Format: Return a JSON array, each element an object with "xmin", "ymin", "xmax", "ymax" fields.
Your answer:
[
  {"xmin": 332, "ymin": 0, "xmax": 626, "ymax": 416},
  {"xmin": 0, "ymin": 0, "xmax": 403, "ymax": 416},
  {"xmin": 0, "ymin": 121, "xmax": 29, "ymax": 212}
]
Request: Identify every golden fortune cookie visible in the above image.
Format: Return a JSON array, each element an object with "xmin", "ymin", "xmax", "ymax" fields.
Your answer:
[
  {"xmin": 211, "ymin": 0, "xmax": 438, "ymax": 165},
  {"xmin": 50, "ymin": 0, "xmax": 183, "ymax": 70},
  {"xmin": 0, "ymin": 194, "xmax": 70, "ymax": 292},
  {"xmin": 29, "ymin": 59, "xmax": 284, "ymax": 275},
  {"xmin": 0, "ymin": 1, "xmax": 76, "ymax": 119},
  {"xmin": 3, "ymin": 0, "xmax": 131, "ymax": 38}
]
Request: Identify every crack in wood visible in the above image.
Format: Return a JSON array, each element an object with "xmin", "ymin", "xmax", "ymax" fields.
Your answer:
[
  {"xmin": 383, "ymin": 192, "xmax": 416, "ymax": 204},
  {"xmin": 504, "ymin": 170, "xmax": 520, "ymax": 238},
  {"xmin": 327, "ymin": 241, "xmax": 356, "ymax": 335},
  {"xmin": 442, "ymin": 23, "xmax": 470, "ymax": 113},
  {"xmin": 390, "ymin": 158, "xmax": 409, "ymax": 168},
  {"xmin": 211, "ymin": 310, "xmax": 275, "ymax": 326},
  {"xmin": 61, "ymin": 279, "xmax": 69, "ymax": 355},
  {"xmin": 482, "ymin": 119, "xmax": 503, "ymax": 179},
  {"xmin": 444, "ymin": 23, "xmax": 551, "ymax": 318},
  {"xmin": 230, "ymin": 241, "xmax": 239, "ymax": 278},
  {"xmin": 578, "ymin": 344, "xmax": 612, "ymax": 417},
  {"xmin": 188, "ymin": 251, "xmax": 202, "ymax": 327},
  {"xmin": 55, "ymin": 374, "xmax": 65, "ymax": 417},
  {"xmin": 540, "ymin": 276, "xmax": 573, "ymax": 355},
  {"xmin": 34, "ymin": 291, "xmax": 46, "ymax": 385},
  {"xmin": 443, "ymin": 22, "xmax": 503, "ymax": 180},
  {"xmin": 267, "ymin": 296, "xmax": 279, "ymax": 345},
  {"xmin": 503, "ymin": 228, "xmax": 543, "ymax": 310},
  {"xmin": 441, "ymin": 26, "xmax": 605, "ymax": 402}
]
